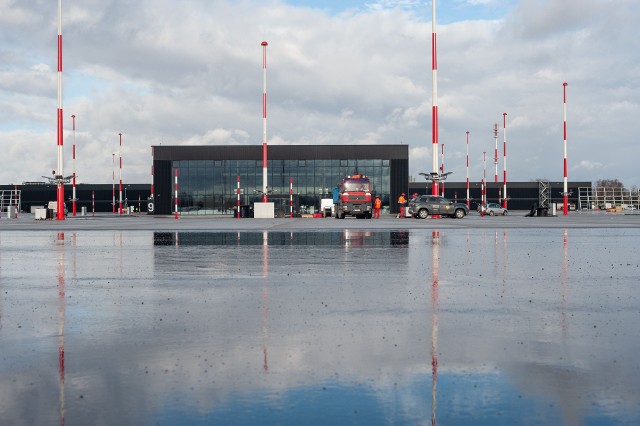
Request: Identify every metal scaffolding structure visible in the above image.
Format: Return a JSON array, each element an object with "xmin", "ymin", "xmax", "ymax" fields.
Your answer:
[
  {"xmin": 538, "ymin": 180, "xmax": 550, "ymax": 208},
  {"xmin": 1, "ymin": 190, "xmax": 21, "ymax": 213},
  {"xmin": 578, "ymin": 186, "xmax": 640, "ymax": 210}
]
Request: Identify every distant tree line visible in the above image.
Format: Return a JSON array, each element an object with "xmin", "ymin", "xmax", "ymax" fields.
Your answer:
[{"xmin": 596, "ymin": 179, "xmax": 638, "ymax": 193}]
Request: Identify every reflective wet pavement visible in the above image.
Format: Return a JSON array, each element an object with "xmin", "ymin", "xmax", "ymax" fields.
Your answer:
[{"xmin": 1, "ymin": 228, "xmax": 639, "ymax": 425}]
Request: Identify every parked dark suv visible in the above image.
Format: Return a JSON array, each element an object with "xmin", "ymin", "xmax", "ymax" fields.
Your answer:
[{"xmin": 409, "ymin": 195, "xmax": 469, "ymax": 219}]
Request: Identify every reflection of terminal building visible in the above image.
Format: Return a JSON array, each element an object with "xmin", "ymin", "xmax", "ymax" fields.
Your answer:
[
  {"xmin": 151, "ymin": 145, "xmax": 409, "ymax": 216},
  {"xmin": 153, "ymin": 231, "xmax": 409, "ymax": 247}
]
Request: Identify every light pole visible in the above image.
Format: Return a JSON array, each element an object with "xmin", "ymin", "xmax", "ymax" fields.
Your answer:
[
  {"xmin": 55, "ymin": 0, "xmax": 65, "ymax": 220},
  {"xmin": 563, "ymin": 82, "xmax": 569, "ymax": 215},
  {"xmin": 261, "ymin": 41, "xmax": 269, "ymax": 203},
  {"xmin": 118, "ymin": 132, "xmax": 123, "ymax": 215},
  {"xmin": 502, "ymin": 113, "xmax": 508, "ymax": 209},
  {"xmin": 482, "ymin": 151, "xmax": 486, "ymax": 216},
  {"xmin": 465, "ymin": 131, "xmax": 470, "ymax": 208},
  {"xmin": 71, "ymin": 114, "xmax": 76, "ymax": 216},
  {"xmin": 112, "ymin": 153, "xmax": 115, "ymax": 214},
  {"xmin": 431, "ymin": 0, "xmax": 440, "ymax": 196}
]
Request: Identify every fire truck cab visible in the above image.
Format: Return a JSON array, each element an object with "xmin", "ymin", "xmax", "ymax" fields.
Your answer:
[{"xmin": 332, "ymin": 174, "xmax": 373, "ymax": 219}]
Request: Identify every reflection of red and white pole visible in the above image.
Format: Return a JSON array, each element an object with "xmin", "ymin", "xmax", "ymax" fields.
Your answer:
[
  {"xmin": 562, "ymin": 228, "xmax": 568, "ymax": 335},
  {"xmin": 431, "ymin": 229, "xmax": 440, "ymax": 426},
  {"xmin": 112, "ymin": 153, "xmax": 115, "ymax": 214},
  {"xmin": 502, "ymin": 113, "xmax": 508, "ymax": 209},
  {"xmin": 118, "ymin": 133, "xmax": 123, "ymax": 215},
  {"xmin": 494, "ymin": 123, "xmax": 498, "ymax": 183},
  {"xmin": 289, "ymin": 177, "xmax": 293, "ymax": 218},
  {"xmin": 466, "ymin": 131, "xmax": 470, "ymax": 208},
  {"xmin": 563, "ymin": 82, "xmax": 569, "ymax": 215},
  {"xmin": 56, "ymin": 0, "xmax": 65, "ymax": 221},
  {"xmin": 174, "ymin": 168, "xmax": 179, "ymax": 220},
  {"xmin": 440, "ymin": 143, "xmax": 445, "ymax": 196},
  {"xmin": 92, "ymin": 191, "xmax": 94, "ymax": 216},
  {"xmin": 56, "ymin": 231, "xmax": 66, "ymax": 425},
  {"xmin": 261, "ymin": 41, "xmax": 269, "ymax": 203},
  {"xmin": 71, "ymin": 114, "xmax": 76, "ymax": 216},
  {"xmin": 237, "ymin": 175, "xmax": 241, "ymax": 219},
  {"xmin": 431, "ymin": 0, "xmax": 439, "ymax": 196},
  {"xmin": 262, "ymin": 231, "xmax": 269, "ymax": 372}
]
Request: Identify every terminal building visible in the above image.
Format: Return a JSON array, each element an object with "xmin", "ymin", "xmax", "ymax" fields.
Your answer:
[{"xmin": 151, "ymin": 144, "xmax": 409, "ymax": 216}]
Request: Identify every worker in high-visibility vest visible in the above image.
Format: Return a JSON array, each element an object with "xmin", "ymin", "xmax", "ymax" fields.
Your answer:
[
  {"xmin": 373, "ymin": 195, "xmax": 382, "ymax": 219},
  {"xmin": 397, "ymin": 193, "xmax": 407, "ymax": 218}
]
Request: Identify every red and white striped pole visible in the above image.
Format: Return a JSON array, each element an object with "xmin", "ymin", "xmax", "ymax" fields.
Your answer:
[
  {"xmin": 71, "ymin": 114, "xmax": 76, "ymax": 216},
  {"xmin": 482, "ymin": 151, "xmax": 486, "ymax": 216},
  {"xmin": 563, "ymin": 82, "xmax": 569, "ymax": 215},
  {"xmin": 111, "ymin": 153, "xmax": 115, "ymax": 214},
  {"xmin": 465, "ymin": 131, "xmax": 470, "ymax": 208},
  {"xmin": 289, "ymin": 177, "xmax": 293, "ymax": 218},
  {"xmin": 502, "ymin": 113, "xmax": 508, "ymax": 209},
  {"xmin": 237, "ymin": 175, "xmax": 241, "ymax": 219},
  {"xmin": 13, "ymin": 184, "xmax": 18, "ymax": 218},
  {"xmin": 261, "ymin": 41, "xmax": 269, "ymax": 203},
  {"xmin": 55, "ymin": 0, "xmax": 65, "ymax": 220},
  {"xmin": 440, "ymin": 143, "xmax": 445, "ymax": 196},
  {"xmin": 118, "ymin": 132, "xmax": 123, "ymax": 215},
  {"xmin": 494, "ymin": 123, "xmax": 498, "ymax": 183},
  {"xmin": 150, "ymin": 146, "xmax": 154, "ymax": 199},
  {"xmin": 138, "ymin": 194, "xmax": 140, "ymax": 215},
  {"xmin": 174, "ymin": 168, "xmax": 179, "ymax": 220},
  {"xmin": 431, "ymin": 0, "xmax": 440, "ymax": 196},
  {"xmin": 92, "ymin": 191, "xmax": 94, "ymax": 216}
]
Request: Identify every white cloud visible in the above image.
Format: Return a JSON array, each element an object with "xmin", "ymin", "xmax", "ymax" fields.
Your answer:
[{"xmin": 0, "ymin": 0, "xmax": 639, "ymax": 188}]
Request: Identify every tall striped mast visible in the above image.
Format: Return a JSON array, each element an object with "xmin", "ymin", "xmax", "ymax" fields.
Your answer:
[
  {"xmin": 71, "ymin": 114, "xmax": 76, "ymax": 216},
  {"xmin": 56, "ymin": 0, "xmax": 65, "ymax": 220},
  {"xmin": 563, "ymin": 82, "xmax": 568, "ymax": 215},
  {"xmin": 431, "ymin": 0, "xmax": 439, "ymax": 196},
  {"xmin": 494, "ymin": 123, "xmax": 498, "ymax": 183},
  {"xmin": 502, "ymin": 113, "xmax": 508, "ymax": 209},
  {"xmin": 118, "ymin": 132, "xmax": 123, "ymax": 215},
  {"xmin": 261, "ymin": 41, "xmax": 269, "ymax": 202},
  {"xmin": 440, "ymin": 143, "xmax": 445, "ymax": 196},
  {"xmin": 150, "ymin": 146, "xmax": 154, "ymax": 199},
  {"xmin": 465, "ymin": 131, "xmax": 470, "ymax": 208}
]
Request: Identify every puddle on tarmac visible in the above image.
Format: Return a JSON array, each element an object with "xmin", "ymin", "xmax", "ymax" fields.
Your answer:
[{"xmin": 0, "ymin": 229, "xmax": 639, "ymax": 425}]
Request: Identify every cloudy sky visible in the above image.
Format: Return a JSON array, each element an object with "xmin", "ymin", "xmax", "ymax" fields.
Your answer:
[{"xmin": 1, "ymin": 0, "xmax": 638, "ymax": 188}]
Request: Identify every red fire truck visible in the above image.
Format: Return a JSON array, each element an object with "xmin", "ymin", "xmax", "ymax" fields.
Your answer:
[{"xmin": 332, "ymin": 174, "xmax": 372, "ymax": 219}]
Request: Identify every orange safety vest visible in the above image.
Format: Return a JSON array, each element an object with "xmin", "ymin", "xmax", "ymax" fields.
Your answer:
[
  {"xmin": 398, "ymin": 196, "xmax": 406, "ymax": 205},
  {"xmin": 374, "ymin": 198, "xmax": 382, "ymax": 209}
]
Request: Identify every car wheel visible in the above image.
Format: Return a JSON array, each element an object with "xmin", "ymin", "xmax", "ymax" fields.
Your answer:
[
  {"xmin": 503, "ymin": 210, "xmax": 508, "ymax": 215},
  {"xmin": 454, "ymin": 208, "xmax": 466, "ymax": 219},
  {"xmin": 418, "ymin": 208, "xmax": 429, "ymax": 219},
  {"xmin": 489, "ymin": 210, "xmax": 495, "ymax": 216}
]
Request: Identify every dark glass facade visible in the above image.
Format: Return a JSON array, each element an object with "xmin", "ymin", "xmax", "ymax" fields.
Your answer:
[{"xmin": 152, "ymin": 145, "xmax": 409, "ymax": 216}]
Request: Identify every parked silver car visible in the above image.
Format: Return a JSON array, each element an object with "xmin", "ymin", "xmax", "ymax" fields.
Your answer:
[{"xmin": 480, "ymin": 202, "xmax": 508, "ymax": 216}]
